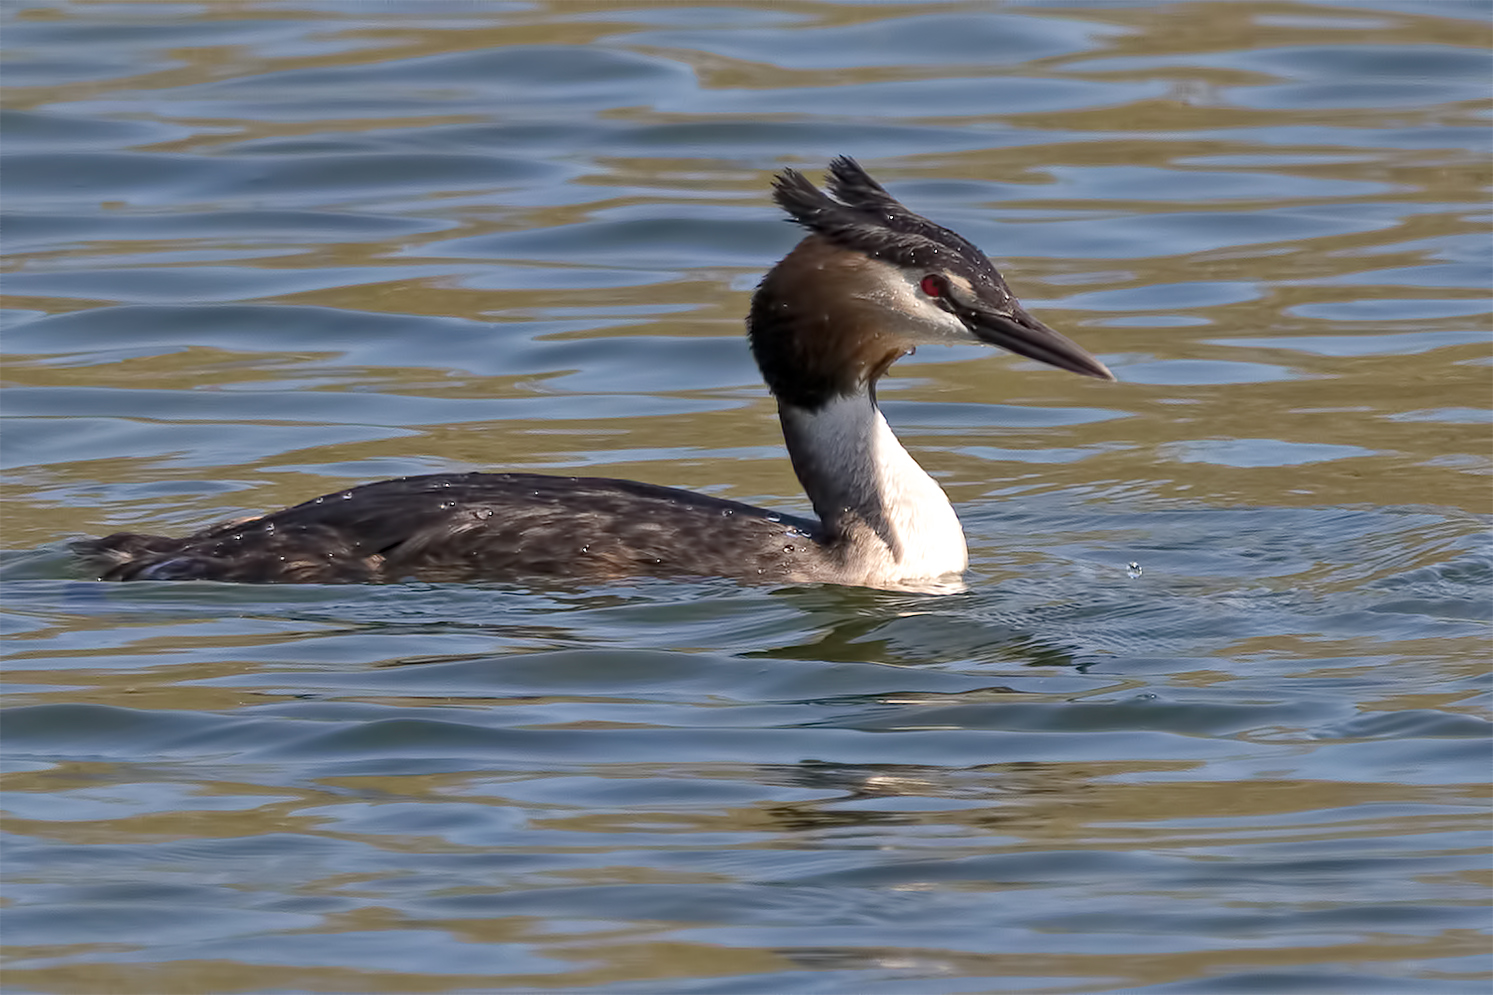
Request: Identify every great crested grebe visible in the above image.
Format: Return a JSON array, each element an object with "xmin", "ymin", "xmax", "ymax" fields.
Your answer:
[{"xmin": 76, "ymin": 157, "xmax": 1114, "ymax": 590}]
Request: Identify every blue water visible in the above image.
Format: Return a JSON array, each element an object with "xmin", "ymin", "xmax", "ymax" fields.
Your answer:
[{"xmin": 2, "ymin": 1, "xmax": 1490, "ymax": 992}]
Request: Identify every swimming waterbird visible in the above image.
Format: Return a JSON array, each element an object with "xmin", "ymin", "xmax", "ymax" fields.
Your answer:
[{"xmin": 77, "ymin": 157, "xmax": 1114, "ymax": 590}]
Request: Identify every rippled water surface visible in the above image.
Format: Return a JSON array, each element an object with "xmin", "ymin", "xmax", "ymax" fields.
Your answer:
[{"xmin": 3, "ymin": 1, "xmax": 1490, "ymax": 992}]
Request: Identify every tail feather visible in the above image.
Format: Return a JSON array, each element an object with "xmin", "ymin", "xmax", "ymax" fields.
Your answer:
[{"xmin": 72, "ymin": 533, "xmax": 191, "ymax": 581}]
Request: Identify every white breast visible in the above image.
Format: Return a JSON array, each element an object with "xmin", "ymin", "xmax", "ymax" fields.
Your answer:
[{"xmin": 782, "ymin": 393, "xmax": 968, "ymax": 587}]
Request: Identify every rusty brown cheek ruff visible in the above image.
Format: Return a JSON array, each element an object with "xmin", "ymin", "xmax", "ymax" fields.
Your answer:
[{"xmin": 748, "ymin": 238, "xmax": 918, "ymax": 410}]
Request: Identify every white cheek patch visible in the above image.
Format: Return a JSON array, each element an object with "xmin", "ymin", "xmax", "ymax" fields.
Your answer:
[{"xmin": 858, "ymin": 267, "xmax": 975, "ymax": 345}]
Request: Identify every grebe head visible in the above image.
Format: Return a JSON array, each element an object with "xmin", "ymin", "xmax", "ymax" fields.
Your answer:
[{"xmin": 748, "ymin": 156, "xmax": 1114, "ymax": 410}]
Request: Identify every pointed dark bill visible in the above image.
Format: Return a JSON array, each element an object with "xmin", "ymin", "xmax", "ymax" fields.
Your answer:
[{"xmin": 962, "ymin": 300, "xmax": 1115, "ymax": 381}]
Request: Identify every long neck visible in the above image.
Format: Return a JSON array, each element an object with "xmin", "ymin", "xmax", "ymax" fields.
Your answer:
[{"xmin": 779, "ymin": 391, "xmax": 968, "ymax": 583}]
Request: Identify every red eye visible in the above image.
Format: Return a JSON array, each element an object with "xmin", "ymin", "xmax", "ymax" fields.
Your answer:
[{"xmin": 920, "ymin": 275, "xmax": 943, "ymax": 297}]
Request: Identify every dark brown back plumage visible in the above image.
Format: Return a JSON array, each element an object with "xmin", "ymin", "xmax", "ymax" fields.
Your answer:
[{"xmin": 76, "ymin": 473, "xmax": 824, "ymax": 584}]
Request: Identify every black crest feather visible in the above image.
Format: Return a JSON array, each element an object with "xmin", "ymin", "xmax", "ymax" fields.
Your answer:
[{"xmin": 771, "ymin": 156, "xmax": 998, "ymax": 281}]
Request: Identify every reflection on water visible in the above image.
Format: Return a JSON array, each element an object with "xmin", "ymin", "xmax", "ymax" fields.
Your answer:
[{"xmin": 2, "ymin": 0, "xmax": 1489, "ymax": 992}]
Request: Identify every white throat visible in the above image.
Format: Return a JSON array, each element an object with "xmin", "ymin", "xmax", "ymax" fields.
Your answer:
[{"xmin": 780, "ymin": 393, "xmax": 968, "ymax": 586}]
